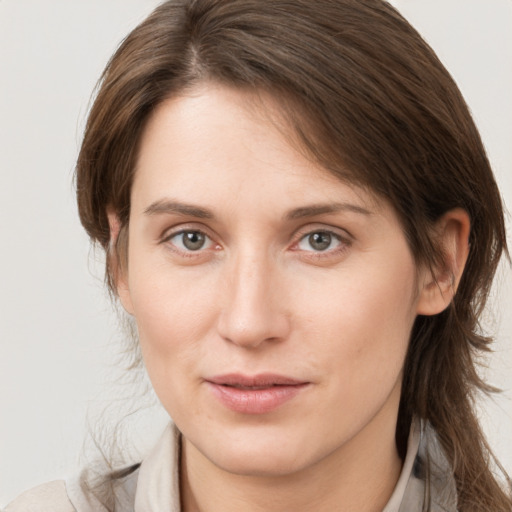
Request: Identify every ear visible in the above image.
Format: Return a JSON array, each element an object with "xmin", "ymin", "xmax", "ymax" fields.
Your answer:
[
  {"xmin": 416, "ymin": 208, "xmax": 470, "ymax": 316},
  {"xmin": 107, "ymin": 209, "xmax": 134, "ymax": 315}
]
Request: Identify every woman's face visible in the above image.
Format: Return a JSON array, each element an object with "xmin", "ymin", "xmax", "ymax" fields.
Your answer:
[{"xmin": 118, "ymin": 84, "xmax": 427, "ymax": 477}]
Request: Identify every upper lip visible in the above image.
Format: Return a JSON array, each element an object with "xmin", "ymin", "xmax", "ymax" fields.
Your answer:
[{"xmin": 206, "ymin": 373, "xmax": 308, "ymax": 387}]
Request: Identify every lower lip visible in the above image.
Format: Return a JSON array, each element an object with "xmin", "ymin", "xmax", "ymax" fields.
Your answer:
[{"xmin": 207, "ymin": 382, "xmax": 308, "ymax": 414}]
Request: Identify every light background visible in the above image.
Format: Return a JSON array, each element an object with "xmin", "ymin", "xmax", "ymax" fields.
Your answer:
[{"xmin": 1, "ymin": 0, "xmax": 511, "ymax": 505}]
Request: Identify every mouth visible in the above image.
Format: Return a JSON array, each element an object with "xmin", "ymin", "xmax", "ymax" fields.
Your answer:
[
  {"xmin": 222, "ymin": 384, "xmax": 282, "ymax": 390},
  {"xmin": 205, "ymin": 373, "xmax": 310, "ymax": 414}
]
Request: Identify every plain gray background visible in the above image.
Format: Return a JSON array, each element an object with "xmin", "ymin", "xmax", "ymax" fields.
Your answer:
[{"xmin": 1, "ymin": 0, "xmax": 511, "ymax": 505}]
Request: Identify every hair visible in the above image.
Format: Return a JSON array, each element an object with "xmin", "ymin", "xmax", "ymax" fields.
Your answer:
[{"xmin": 76, "ymin": 1, "xmax": 511, "ymax": 510}]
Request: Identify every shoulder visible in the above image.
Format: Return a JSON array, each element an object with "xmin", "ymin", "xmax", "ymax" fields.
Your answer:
[{"xmin": 4, "ymin": 480, "xmax": 75, "ymax": 512}]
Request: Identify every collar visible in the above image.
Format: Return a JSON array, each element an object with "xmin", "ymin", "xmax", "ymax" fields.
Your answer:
[{"xmin": 134, "ymin": 423, "xmax": 181, "ymax": 512}]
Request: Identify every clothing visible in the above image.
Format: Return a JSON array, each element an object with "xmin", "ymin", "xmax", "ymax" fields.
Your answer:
[{"xmin": 4, "ymin": 419, "xmax": 457, "ymax": 512}]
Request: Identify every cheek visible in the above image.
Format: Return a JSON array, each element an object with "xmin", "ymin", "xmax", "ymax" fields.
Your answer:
[
  {"xmin": 296, "ymin": 255, "xmax": 418, "ymax": 383},
  {"xmin": 127, "ymin": 260, "xmax": 220, "ymax": 392}
]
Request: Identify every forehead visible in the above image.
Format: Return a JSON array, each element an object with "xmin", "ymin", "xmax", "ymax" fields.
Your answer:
[{"xmin": 132, "ymin": 83, "xmax": 381, "ymax": 215}]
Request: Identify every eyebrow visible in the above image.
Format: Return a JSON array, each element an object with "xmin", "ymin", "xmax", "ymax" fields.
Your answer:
[
  {"xmin": 285, "ymin": 202, "xmax": 373, "ymax": 220},
  {"xmin": 143, "ymin": 199, "xmax": 372, "ymax": 220},
  {"xmin": 144, "ymin": 200, "xmax": 214, "ymax": 219}
]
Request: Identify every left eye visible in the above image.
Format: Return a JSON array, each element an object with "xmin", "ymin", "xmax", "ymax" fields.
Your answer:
[
  {"xmin": 297, "ymin": 231, "xmax": 342, "ymax": 252},
  {"xmin": 167, "ymin": 230, "xmax": 214, "ymax": 251}
]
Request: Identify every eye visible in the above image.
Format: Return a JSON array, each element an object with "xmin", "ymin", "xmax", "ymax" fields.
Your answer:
[
  {"xmin": 296, "ymin": 230, "xmax": 344, "ymax": 252},
  {"xmin": 166, "ymin": 230, "xmax": 215, "ymax": 252}
]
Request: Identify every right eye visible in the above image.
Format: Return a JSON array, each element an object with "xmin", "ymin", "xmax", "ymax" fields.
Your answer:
[{"xmin": 165, "ymin": 230, "xmax": 216, "ymax": 252}]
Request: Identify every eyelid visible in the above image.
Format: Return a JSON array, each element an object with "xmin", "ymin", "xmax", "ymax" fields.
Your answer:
[
  {"xmin": 291, "ymin": 224, "xmax": 353, "ymax": 244},
  {"xmin": 160, "ymin": 222, "xmax": 214, "ymax": 240}
]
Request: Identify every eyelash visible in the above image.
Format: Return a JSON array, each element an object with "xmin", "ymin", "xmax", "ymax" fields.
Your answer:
[{"xmin": 160, "ymin": 225, "xmax": 351, "ymax": 260}]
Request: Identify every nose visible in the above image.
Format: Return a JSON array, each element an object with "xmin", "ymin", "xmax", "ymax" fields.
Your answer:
[{"xmin": 216, "ymin": 251, "xmax": 291, "ymax": 349}]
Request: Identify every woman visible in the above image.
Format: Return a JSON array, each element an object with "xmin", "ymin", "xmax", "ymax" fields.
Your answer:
[{"xmin": 5, "ymin": 0, "xmax": 511, "ymax": 511}]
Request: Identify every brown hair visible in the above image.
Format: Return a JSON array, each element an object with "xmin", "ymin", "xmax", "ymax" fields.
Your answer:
[{"xmin": 76, "ymin": 1, "xmax": 511, "ymax": 510}]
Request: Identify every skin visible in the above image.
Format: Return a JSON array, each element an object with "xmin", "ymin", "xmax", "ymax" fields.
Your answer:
[{"xmin": 113, "ymin": 84, "xmax": 469, "ymax": 512}]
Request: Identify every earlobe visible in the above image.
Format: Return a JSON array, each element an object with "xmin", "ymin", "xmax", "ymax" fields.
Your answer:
[
  {"xmin": 416, "ymin": 208, "xmax": 470, "ymax": 316},
  {"xmin": 107, "ymin": 209, "xmax": 134, "ymax": 315}
]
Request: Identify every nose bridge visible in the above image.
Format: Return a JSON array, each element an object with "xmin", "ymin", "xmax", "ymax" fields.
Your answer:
[{"xmin": 217, "ymin": 245, "xmax": 289, "ymax": 347}]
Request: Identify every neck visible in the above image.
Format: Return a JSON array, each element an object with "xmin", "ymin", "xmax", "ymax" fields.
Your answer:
[{"xmin": 180, "ymin": 401, "xmax": 403, "ymax": 512}]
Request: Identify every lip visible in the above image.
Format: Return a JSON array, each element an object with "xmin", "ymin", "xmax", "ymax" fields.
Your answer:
[{"xmin": 205, "ymin": 373, "xmax": 310, "ymax": 414}]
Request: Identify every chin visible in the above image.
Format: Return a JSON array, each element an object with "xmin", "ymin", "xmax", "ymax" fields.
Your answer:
[
  {"xmin": 186, "ymin": 423, "xmax": 332, "ymax": 478},
  {"xmin": 209, "ymin": 446, "xmax": 311, "ymax": 478}
]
